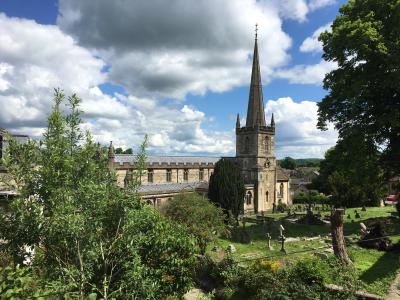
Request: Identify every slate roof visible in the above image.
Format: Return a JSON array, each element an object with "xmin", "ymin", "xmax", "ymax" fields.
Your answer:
[
  {"xmin": 114, "ymin": 155, "xmax": 220, "ymax": 166},
  {"xmin": 138, "ymin": 182, "xmax": 200, "ymax": 194},
  {"xmin": 277, "ymin": 168, "xmax": 290, "ymax": 181}
]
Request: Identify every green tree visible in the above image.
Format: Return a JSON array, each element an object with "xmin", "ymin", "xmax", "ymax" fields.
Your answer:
[
  {"xmin": 208, "ymin": 159, "xmax": 245, "ymax": 221},
  {"xmin": 115, "ymin": 147, "xmax": 123, "ymax": 154},
  {"xmin": 317, "ymin": 0, "xmax": 400, "ymax": 178},
  {"xmin": 312, "ymin": 134, "xmax": 385, "ymax": 207},
  {"xmin": 280, "ymin": 157, "xmax": 297, "ymax": 170},
  {"xmin": 0, "ymin": 89, "xmax": 196, "ymax": 299},
  {"xmin": 123, "ymin": 148, "xmax": 133, "ymax": 154},
  {"xmin": 164, "ymin": 193, "xmax": 226, "ymax": 255}
]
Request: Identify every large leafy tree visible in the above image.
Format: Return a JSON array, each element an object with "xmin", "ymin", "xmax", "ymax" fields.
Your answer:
[
  {"xmin": 164, "ymin": 193, "xmax": 226, "ymax": 255},
  {"xmin": 280, "ymin": 157, "xmax": 297, "ymax": 170},
  {"xmin": 0, "ymin": 90, "xmax": 196, "ymax": 299},
  {"xmin": 312, "ymin": 134, "xmax": 385, "ymax": 207},
  {"xmin": 317, "ymin": 0, "xmax": 400, "ymax": 178},
  {"xmin": 208, "ymin": 159, "xmax": 245, "ymax": 221}
]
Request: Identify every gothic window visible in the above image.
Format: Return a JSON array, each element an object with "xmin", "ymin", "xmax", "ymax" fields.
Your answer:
[
  {"xmin": 244, "ymin": 137, "xmax": 250, "ymax": 153},
  {"xmin": 265, "ymin": 136, "xmax": 269, "ymax": 153},
  {"xmin": 183, "ymin": 169, "xmax": 189, "ymax": 181},
  {"xmin": 147, "ymin": 169, "xmax": 154, "ymax": 183},
  {"xmin": 279, "ymin": 183, "xmax": 284, "ymax": 197},
  {"xmin": 166, "ymin": 169, "xmax": 172, "ymax": 182},
  {"xmin": 266, "ymin": 191, "xmax": 269, "ymax": 202},
  {"xmin": 245, "ymin": 191, "xmax": 252, "ymax": 205},
  {"xmin": 199, "ymin": 168, "xmax": 204, "ymax": 181}
]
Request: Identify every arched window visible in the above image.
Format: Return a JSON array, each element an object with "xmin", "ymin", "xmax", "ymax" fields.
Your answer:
[
  {"xmin": 147, "ymin": 169, "xmax": 154, "ymax": 183},
  {"xmin": 279, "ymin": 183, "xmax": 284, "ymax": 197},
  {"xmin": 266, "ymin": 191, "xmax": 269, "ymax": 202},
  {"xmin": 245, "ymin": 191, "xmax": 252, "ymax": 205},
  {"xmin": 244, "ymin": 137, "xmax": 250, "ymax": 153},
  {"xmin": 265, "ymin": 136, "xmax": 269, "ymax": 153}
]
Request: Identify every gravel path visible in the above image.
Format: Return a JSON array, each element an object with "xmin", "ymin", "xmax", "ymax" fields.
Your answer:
[{"xmin": 386, "ymin": 272, "xmax": 400, "ymax": 300}]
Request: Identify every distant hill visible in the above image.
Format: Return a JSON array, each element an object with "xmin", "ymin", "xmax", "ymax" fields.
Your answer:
[{"xmin": 277, "ymin": 158, "xmax": 322, "ymax": 168}]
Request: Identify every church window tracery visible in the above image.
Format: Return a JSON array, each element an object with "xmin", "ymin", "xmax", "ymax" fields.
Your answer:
[
  {"xmin": 245, "ymin": 191, "xmax": 252, "ymax": 205},
  {"xmin": 166, "ymin": 169, "xmax": 172, "ymax": 182},
  {"xmin": 279, "ymin": 183, "xmax": 284, "ymax": 197},
  {"xmin": 147, "ymin": 169, "xmax": 153, "ymax": 183}
]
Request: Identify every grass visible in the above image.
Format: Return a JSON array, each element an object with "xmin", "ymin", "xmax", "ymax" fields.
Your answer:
[{"xmin": 208, "ymin": 206, "xmax": 400, "ymax": 296}]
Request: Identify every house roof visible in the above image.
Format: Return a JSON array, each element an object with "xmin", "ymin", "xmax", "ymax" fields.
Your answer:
[
  {"xmin": 138, "ymin": 182, "xmax": 200, "ymax": 195},
  {"xmin": 277, "ymin": 168, "xmax": 290, "ymax": 181},
  {"xmin": 115, "ymin": 155, "xmax": 220, "ymax": 166}
]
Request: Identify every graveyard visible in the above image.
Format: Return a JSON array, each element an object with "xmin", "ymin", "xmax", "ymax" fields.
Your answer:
[{"xmin": 209, "ymin": 205, "xmax": 400, "ymax": 296}]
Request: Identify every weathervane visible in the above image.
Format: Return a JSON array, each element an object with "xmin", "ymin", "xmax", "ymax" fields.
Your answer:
[{"xmin": 255, "ymin": 23, "xmax": 258, "ymax": 40}]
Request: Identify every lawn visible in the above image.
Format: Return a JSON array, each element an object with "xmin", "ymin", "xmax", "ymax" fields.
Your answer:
[{"xmin": 208, "ymin": 206, "xmax": 400, "ymax": 296}]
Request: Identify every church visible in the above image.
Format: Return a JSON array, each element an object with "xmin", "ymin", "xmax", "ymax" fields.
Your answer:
[{"xmin": 108, "ymin": 34, "xmax": 291, "ymax": 213}]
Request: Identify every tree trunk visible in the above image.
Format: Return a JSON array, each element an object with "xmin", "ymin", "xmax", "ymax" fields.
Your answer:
[{"xmin": 330, "ymin": 209, "xmax": 352, "ymax": 265}]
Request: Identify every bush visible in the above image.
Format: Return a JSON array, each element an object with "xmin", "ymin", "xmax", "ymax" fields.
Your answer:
[
  {"xmin": 396, "ymin": 200, "xmax": 400, "ymax": 216},
  {"xmin": 276, "ymin": 202, "xmax": 287, "ymax": 213},
  {"xmin": 210, "ymin": 256, "xmax": 359, "ymax": 300},
  {"xmin": 164, "ymin": 193, "xmax": 226, "ymax": 255},
  {"xmin": 293, "ymin": 190, "xmax": 329, "ymax": 205}
]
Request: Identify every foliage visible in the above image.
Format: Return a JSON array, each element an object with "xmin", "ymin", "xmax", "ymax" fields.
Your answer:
[
  {"xmin": 212, "ymin": 257, "xmax": 358, "ymax": 300},
  {"xmin": 277, "ymin": 158, "xmax": 322, "ymax": 168},
  {"xmin": 0, "ymin": 89, "xmax": 196, "ymax": 299},
  {"xmin": 317, "ymin": 0, "xmax": 400, "ymax": 178},
  {"xmin": 279, "ymin": 156, "xmax": 297, "ymax": 170},
  {"xmin": 208, "ymin": 159, "xmax": 245, "ymax": 221},
  {"xmin": 293, "ymin": 190, "xmax": 329, "ymax": 205},
  {"xmin": 115, "ymin": 147, "xmax": 133, "ymax": 154},
  {"xmin": 276, "ymin": 201, "xmax": 287, "ymax": 213},
  {"xmin": 164, "ymin": 193, "xmax": 226, "ymax": 255},
  {"xmin": 396, "ymin": 200, "xmax": 400, "ymax": 216},
  {"xmin": 311, "ymin": 135, "xmax": 385, "ymax": 207}
]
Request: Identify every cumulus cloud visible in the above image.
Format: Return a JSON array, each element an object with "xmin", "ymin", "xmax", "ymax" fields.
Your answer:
[
  {"xmin": 0, "ymin": 13, "xmax": 233, "ymax": 155},
  {"xmin": 0, "ymin": 13, "xmax": 127, "ymax": 130},
  {"xmin": 58, "ymin": 0, "xmax": 293, "ymax": 99},
  {"xmin": 300, "ymin": 23, "xmax": 331, "ymax": 53},
  {"xmin": 266, "ymin": 97, "xmax": 337, "ymax": 158},
  {"xmin": 308, "ymin": 0, "xmax": 336, "ymax": 11},
  {"xmin": 275, "ymin": 60, "xmax": 337, "ymax": 85}
]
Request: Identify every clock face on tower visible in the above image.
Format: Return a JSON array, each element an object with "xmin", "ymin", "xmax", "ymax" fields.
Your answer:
[{"xmin": 264, "ymin": 159, "xmax": 271, "ymax": 168}]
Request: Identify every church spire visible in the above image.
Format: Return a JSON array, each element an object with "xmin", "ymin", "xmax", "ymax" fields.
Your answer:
[{"xmin": 246, "ymin": 25, "xmax": 266, "ymax": 128}]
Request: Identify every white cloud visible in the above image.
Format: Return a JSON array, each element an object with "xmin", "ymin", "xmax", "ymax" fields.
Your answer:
[
  {"xmin": 272, "ymin": 0, "xmax": 309, "ymax": 22},
  {"xmin": 308, "ymin": 0, "xmax": 336, "ymax": 11},
  {"xmin": 275, "ymin": 60, "xmax": 337, "ymax": 84},
  {"xmin": 300, "ymin": 23, "xmax": 331, "ymax": 53},
  {"xmin": 0, "ymin": 13, "xmax": 126, "ymax": 130},
  {"xmin": 266, "ymin": 97, "xmax": 337, "ymax": 158},
  {"xmin": 58, "ymin": 0, "xmax": 292, "ymax": 100}
]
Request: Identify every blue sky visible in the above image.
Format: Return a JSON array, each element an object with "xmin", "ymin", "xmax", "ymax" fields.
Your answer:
[{"xmin": 0, "ymin": 0, "xmax": 346, "ymax": 158}]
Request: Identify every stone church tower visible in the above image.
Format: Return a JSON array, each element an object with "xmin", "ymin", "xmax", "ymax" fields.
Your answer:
[{"xmin": 235, "ymin": 33, "xmax": 276, "ymax": 213}]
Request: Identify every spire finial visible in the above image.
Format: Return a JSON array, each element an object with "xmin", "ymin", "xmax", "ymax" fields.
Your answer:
[
  {"xmin": 255, "ymin": 23, "xmax": 258, "ymax": 40},
  {"xmin": 108, "ymin": 141, "xmax": 115, "ymax": 159}
]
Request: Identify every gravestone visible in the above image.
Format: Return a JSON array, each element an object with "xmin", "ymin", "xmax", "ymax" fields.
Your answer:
[{"xmin": 226, "ymin": 244, "xmax": 236, "ymax": 254}]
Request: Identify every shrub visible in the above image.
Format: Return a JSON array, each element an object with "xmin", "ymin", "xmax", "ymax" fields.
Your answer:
[
  {"xmin": 164, "ymin": 193, "xmax": 226, "ymax": 255},
  {"xmin": 210, "ymin": 256, "xmax": 358, "ymax": 300}
]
